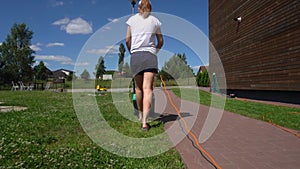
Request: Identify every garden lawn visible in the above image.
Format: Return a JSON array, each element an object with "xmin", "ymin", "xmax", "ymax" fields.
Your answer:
[
  {"xmin": 172, "ymin": 88, "xmax": 300, "ymax": 130},
  {"xmin": 0, "ymin": 91, "xmax": 184, "ymax": 169}
]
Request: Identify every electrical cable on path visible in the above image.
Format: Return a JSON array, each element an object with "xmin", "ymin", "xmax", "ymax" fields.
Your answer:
[
  {"xmin": 159, "ymin": 75, "xmax": 222, "ymax": 169},
  {"xmin": 262, "ymin": 113, "xmax": 300, "ymax": 139},
  {"xmin": 268, "ymin": 120, "xmax": 300, "ymax": 139}
]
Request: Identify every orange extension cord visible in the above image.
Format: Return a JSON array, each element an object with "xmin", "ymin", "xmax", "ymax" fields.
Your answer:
[
  {"xmin": 261, "ymin": 114, "xmax": 300, "ymax": 139},
  {"xmin": 268, "ymin": 120, "xmax": 300, "ymax": 139},
  {"xmin": 160, "ymin": 75, "xmax": 222, "ymax": 169}
]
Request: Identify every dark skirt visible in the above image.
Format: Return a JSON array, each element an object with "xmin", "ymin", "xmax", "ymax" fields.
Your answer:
[{"xmin": 130, "ymin": 51, "xmax": 158, "ymax": 77}]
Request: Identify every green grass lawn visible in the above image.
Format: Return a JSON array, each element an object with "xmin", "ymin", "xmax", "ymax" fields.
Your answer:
[
  {"xmin": 1, "ymin": 88, "xmax": 298, "ymax": 168},
  {"xmin": 0, "ymin": 91, "xmax": 184, "ymax": 168},
  {"xmin": 172, "ymin": 88, "xmax": 300, "ymax": 130}
]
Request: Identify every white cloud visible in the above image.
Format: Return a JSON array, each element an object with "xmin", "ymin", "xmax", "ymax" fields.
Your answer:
[
  {"xmin": 66, "ymin": 18, "xmax": 93, "ymax": 34},
  {"xmin": 99, "ymin": 18, "xmax": 119, "ymax": 32},
  {"xmin": 53, "ymin": 17, "xmax": 70, "ymax": 25},
  {"xmin": 30, "ymin": 45, "xmax": 42, "ymax": 51},
  {"xmin": 50, "ymin": 0, "xmax": 64, "ymax": 7},
  {"xmin": 34, "ymin": 60, "xmax": 50, "ymax": 67},
  {"xmin": 107, "ymin": 18, "xmax": 119, "ymax": 23},
  {"xmin": 35, "ymin": 54, "xmax": 90, "ymax": 66},
  {"xmin": 75, "ymin": 62, "xmax": 90, "ymax": 66},
  {"xmin": 31, "ymin": 42, "xmax": 65, "ymax": 51},
  {"xmin": 35, "ymin": 55, "xmax": 74, "ymax": 65},
  {"xmin": 46, "ymin": 42, "xmax": 65, "ymax": 47},
  {"xmin": 86, "ymin": 45, "xmax": 119, "ymax": 55},
  {"xmin": 0, "ymin": 42, "xmax": 2, "ymax": 46},
  {"xmin": 101, "ymin": 26, "xmax": 111, "ymax": 32},
  {"xmin": 35, "ymin": 55, "xmax": 71, "ymax": 62},
  {"xmin": 53, "ymin": 17, "xmax": 93, "ymax": 35}
]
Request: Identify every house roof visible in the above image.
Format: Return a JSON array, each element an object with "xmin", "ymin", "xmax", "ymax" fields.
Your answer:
[
  {"xmin": 46, "ymin": 68, "xmax": 74, "ymax": 79},
  {"xmin": 54, "ymin": 68, "xmax": 75, "ymax": 73},
  {"xmin": 52, "ymin": 71, "xmax": 67, "ymax": 78},
  {"xmin": 197, "ymin": 66, "xmax": 208, "ymax": 74}
]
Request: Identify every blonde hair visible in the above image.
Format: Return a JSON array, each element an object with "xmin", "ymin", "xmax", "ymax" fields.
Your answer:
[{"xmin": 138, "ymin": 0, "xmax": 152, "ymax": 18}]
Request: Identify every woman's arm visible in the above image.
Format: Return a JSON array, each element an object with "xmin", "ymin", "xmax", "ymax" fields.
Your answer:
[
  {"xmin": 126, "ymin": 26, "xmax": 132, "ymax": 52},
  {"xmin": 155, "ymin": 27, "xmax": 164, "ymax": 53}
]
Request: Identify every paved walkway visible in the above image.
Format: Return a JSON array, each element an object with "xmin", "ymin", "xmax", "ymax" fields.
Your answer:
[
  {"xmin": 154, "ymin": 89, "xmax": 300, "ymax": 169},
  {"xmin": 0, "ymin": 102, "xmax": 27, "ymax": 113}
]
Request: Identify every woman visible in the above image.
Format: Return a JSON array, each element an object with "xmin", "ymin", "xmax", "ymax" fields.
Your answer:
[{"xmin": 126, "ymin": 0, "xmax": 164, "ymax": 130}]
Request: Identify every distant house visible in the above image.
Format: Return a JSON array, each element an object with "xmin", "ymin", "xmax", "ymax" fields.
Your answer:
[
  {"xmin": 104, "ymin": 70, "xmax": 117, "ymax": 79},
  {"xmin": 49, "ymin": 69, "xmax": 75, "ymax": 79},
  {"xmin": 102, "ymin": 74, "xmax": 113, "ymax": 80},
  {"xmin": 197, "ymin": 66, "xmax": 208, "ymax": 74},
  {"xmin": 45, "ymin": 67, "xmax": 53, "ymax": 78},
  {"xmin": 105, "ymin": 70, "xmax": 116, "ymax": 75}
]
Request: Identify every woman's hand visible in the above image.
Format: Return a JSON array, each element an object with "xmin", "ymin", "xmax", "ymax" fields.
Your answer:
[{"xmin": 155, "ymin": 27, "xmax": 164, "ymax": 53}]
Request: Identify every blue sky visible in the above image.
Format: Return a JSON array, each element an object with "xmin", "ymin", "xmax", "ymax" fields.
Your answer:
[{"xmin": 0, "ymin": 0, "xmax": 208, "ymax": 76}]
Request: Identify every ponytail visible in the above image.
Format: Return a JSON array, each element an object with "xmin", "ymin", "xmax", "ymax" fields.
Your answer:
[{"xmin": 138, "ymin": 0, "xmax": 152, "ymax": 18}]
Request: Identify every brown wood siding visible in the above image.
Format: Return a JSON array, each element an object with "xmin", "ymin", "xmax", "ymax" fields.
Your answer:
[{"xmin": 209, "ymin": 0, "xmax": 300, "ymax": 91}]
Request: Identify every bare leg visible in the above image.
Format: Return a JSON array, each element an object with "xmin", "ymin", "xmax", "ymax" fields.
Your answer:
[
  {"xmin": 141, "ymin": 72, "xmax": 155, "ymax": 128},
  {"xmin": 134, "ymin": 75, "xmax": 143, "ymax": 121}
]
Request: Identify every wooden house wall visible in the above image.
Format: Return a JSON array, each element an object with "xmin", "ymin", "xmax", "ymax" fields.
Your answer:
[{"xmin": 209, "ymin": 0, "xmax": 300, "ymax": 92}]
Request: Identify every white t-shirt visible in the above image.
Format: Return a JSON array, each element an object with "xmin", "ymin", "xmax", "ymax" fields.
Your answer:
[{"xmin": 126, "ymin": 14, "xmax": 162, "ymax": 54}]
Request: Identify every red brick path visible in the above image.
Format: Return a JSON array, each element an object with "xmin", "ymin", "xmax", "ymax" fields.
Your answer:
[{"xmin": 155, "ymin": 89, "xmax": 300, "ymax": 169}]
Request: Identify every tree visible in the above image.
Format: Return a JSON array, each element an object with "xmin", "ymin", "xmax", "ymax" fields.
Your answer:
[
  {"xmin": 202, "ymin": 70, "xmax": 210, "ymax": 87},
  {"xmin": 177, "ymin": 53, "xmax": 187, "ymax": 64},
  {"xmin": 95, "ymin": 56, "xmax": 106, "ymax": 79},
  {"xmin": 118, "ymin": 43, "xmax": 126, "ymax": 73},
  {"xmin": 123, "ymin": 62, "xmax": 131, "ymax": 77},
  {"xmin": 196, "ymin": 69, "xmax": 210, "ymax": 87},
  {"xmin": 66, "ymin": 74, "xmax": 73, "ymax": 81},
  {"xmin": 157, "ymin": 70, "xmax": 173, "ymax": 81},
  {"xmin": 196, "ymin": 71, "xmax": 202, "ymax": 86},
  {"xmin": 34, "ymin": 61, "xmax": 47, "ymax": 80},
  {"xmin": 160, "ymin": 53, "xmax": 194, "ymax": 80},
  {"xmin": 0, "ymin": 46, "xmax": 5, "ymax": 86},
  {"xmin": 80, "ymin": 69, "xmax": 90, "ymax": 80},
  {"xmin": 0, "ymin": 23, "xmax": 35, "ymax": 84}
]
